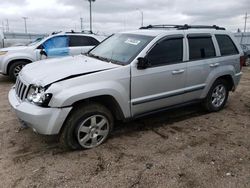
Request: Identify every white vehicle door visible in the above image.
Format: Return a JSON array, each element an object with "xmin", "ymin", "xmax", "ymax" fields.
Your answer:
[
  {"xmin": 131, "ymin": 36, "xmax": 187, "ymax": 116},
  {"xmin": 68, "ymin": 35, "xmax": 100, "ymax": 55}
]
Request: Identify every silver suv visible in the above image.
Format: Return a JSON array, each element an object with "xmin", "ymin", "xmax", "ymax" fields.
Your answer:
[{"xmin": 9, "ymin": 25, "xmax": 244, "ymax": 150}]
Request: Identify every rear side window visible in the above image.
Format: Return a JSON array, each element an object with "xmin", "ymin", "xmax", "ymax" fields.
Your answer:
[
  {"xmin": 215, "ymin": 35, "xmax": 239, "ymax": 56},
  {"xmin": 147, "ymin": 37, "xmax": 183, "ymax": 66},
  {"xmin": 69, "ymin": 36, "xmax": 100, "ymax": 47},
  {"xmin": 188, "ymin": 36, "xmax": 216, "ymax": 60}
]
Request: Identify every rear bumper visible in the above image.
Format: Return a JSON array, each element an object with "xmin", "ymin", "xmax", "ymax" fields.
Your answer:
[{"xmin": 8, "ymin": 88, "xmax": 72, "ymax": 135}]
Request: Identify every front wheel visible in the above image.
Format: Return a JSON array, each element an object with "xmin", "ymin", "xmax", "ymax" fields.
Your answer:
[
  {"xmin": 9, "ymin": 61, "xmax": 28, "ymax": 81},
  {"xmin": 203, "ymin": 79, "xmax": 229, "ymax": 112},
  {"xmin": 60, "ymin": 103, "xmax": 114, "ymax": 150}
]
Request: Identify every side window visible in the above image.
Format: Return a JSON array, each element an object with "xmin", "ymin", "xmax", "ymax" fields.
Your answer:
[
  {"xmin": 147, "ymin": 37, "xmax": 183, "ymax": 66},
  {"xmin": 42, "ymin": 36, "xmax": 69, "ymax": 57},
  {"xmin": 188, "ymin": 36, "xmax": 216, "ymax": 60},
  {"xmin": 69, "ymin": 36, "xmax": 100, "ymax": 47},
  {"xmin": 215, "ymin": 35, "xmax": 239, "ymax": 56}
]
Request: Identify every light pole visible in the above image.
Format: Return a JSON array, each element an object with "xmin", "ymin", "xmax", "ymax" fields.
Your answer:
[
  {"xmin": 243, "ymin": 12, "xmax": 249, "ymax": 33},
  {"xmin": 22, "ymin": 17, "xmax": 28, "ymax": 33},
  {"xmin": 86, "ymin": 0, "xmax": 95, "ymax": 32},
  {"xmin": 240, "ymin": 12, "xmax": 249, "ymax": 44},
  {"xmin": 137, "ymin": 9, "xmax": 144, "ymax": 27},
  {"xmin": 80, "ymin": 17, "xmax": 83, "ymax": 31}
]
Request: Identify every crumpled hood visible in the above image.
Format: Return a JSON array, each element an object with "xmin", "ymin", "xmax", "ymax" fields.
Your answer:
[{"xmin": 19, "ymin": 55, "xmax": 120, "ymax": 86}]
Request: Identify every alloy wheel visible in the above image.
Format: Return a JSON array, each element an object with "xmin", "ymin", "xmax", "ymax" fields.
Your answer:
[{"xmin": 77, "ymin": 115, "xmax": 110, "ymax": 148}]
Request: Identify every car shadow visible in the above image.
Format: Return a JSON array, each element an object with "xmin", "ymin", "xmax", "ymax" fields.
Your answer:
[
  {"xmin": 0, "ymin": 75, "xmax": 13, "ymax": 84},
  {"xmin": 111, "ymin": 103, "xmax": 208, "ymax": 138}
]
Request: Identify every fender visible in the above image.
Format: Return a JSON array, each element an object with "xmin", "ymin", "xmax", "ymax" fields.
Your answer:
[
  {"xmin": 200, "ymin": 64, "xmax": 236, "ymax": 98},
  {"xmin": 3, "ymin": 53, "xmax": 36, "ymax": 74},
  {"xmin": 46, "ymin": 67, "xmax": 131, "ymax": 119}
]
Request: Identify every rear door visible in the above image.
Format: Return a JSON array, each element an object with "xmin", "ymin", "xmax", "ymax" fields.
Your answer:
[
  {"xmin": 69, "ymin": 35, "xmax": 100, "ymax": 55},
  {"xmin": 183, "ymin": 33, "xmax": 217, "ymax": 102},
  {"xmin": 131, "ymin": 35, "xmax": 187, "ymax": 116}
]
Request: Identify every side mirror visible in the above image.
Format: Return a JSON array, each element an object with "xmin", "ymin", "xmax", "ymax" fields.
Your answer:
[
  {"xmin": 40, "ymin": 49, "xmax": 47, "ymax": 57},
  {"xmin": 137, "ymin": 57, "xmax": 150, "ymax": 69}
]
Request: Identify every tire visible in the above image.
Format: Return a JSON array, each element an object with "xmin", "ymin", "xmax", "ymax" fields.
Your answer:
[
  {"xmin": 60, "ymin": 103, "xmax": 114, "ymax": 150},
  {"xmin": 9, "ymin": 61, "xmax": 28, "ymax": 81},
  {"xmin": 203, "ymin": 79, "xmax": 229, "ymax": 112}
]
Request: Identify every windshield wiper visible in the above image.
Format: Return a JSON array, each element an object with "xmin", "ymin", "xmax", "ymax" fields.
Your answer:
[{"xmin": 88, "ymin": 53, "xmax": 111, "ymax": 63}]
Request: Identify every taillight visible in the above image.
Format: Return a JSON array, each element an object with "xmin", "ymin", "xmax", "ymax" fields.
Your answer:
[{"xmin": 240, "ymin": 55, "xmax": 246, "ymax": 70}]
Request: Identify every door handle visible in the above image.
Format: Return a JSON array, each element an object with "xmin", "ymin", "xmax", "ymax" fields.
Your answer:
[
  {"xmin": 172, "ymin": 69, "xmax": 185, "ymax": 75},
  {"xmin": 210, "ymin": 63, "xmax": 220, "ymax": 67}
]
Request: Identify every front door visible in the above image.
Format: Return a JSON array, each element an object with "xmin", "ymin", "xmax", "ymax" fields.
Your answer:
[
  {"xmin": 37, "ymin": 35, "xmax": 69, "ymax": 60},
  {"xmin": 131, "ymin": 36, "xmax": 187, "ymax": 116}
]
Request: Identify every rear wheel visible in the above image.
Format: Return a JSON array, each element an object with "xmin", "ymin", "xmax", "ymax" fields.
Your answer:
[
  {"xmin": 60, "ymin": 103, "xmax": 114, "ymax": 150},
  {"xmin": 9, "ymin": 61, "xmax": 28, "ymax": 81},
  {"xmin": 203, "ymin": 79, "xmax": 229, "ymax": 112}
]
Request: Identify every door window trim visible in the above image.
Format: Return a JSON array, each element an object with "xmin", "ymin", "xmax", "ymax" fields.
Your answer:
[
  {"xmin": 145, "ymin": 35, "xmax": 185, "ymax": 68},
  {"xmin": 215, "ymin": 34, "xmax": 239, "ymax": 56},
  {"xmin": 187, "ymin": 35, "xmax": 216, "ymax": 61}
]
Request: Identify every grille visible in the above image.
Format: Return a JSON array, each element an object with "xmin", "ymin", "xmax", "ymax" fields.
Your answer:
[{"xmin": 15, "ymin": 77, "xmax": 29, "ymax": 100}]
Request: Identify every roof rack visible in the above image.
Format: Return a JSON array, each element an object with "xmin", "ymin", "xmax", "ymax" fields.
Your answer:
[
  {"xmin": 140, "ymin": 24, "xmax": 226, "ymax": 30},
  {"xmin": 65, "ymin": 30, "xmax": 94, "ymax": 34},
  {"xmin": 51, "ymin": 31, "xmax": 62, "ymax": 35}
]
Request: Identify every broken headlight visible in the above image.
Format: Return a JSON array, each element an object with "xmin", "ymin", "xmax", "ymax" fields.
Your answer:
[{"xmin": 27, "ymin": 85, "xmax": 52, "ymax": 107}]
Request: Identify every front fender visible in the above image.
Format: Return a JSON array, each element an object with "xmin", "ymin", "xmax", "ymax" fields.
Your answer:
[
  {"xmin": 2, "ymin": 53, "xmax": 35, "ymax": 73},
  {"xmin": 48, "ymin": 80, "xmax": 131, "ymax": 119}
]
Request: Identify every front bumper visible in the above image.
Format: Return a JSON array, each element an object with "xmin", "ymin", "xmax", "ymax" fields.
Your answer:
[{"xmin": 8, "ymin": 88, "xmax": 72, "ymax": 135}]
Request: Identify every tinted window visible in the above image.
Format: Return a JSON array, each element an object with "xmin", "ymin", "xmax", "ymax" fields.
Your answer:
[
  {"xmin": 188, "ymin": 37, "xmax": 215, "ymax": 60},
  {"xmin": 147, "ymin": 38, "xmax": 183, "ymax": 66},
  {"xmin": 69, "ymin": 36, "xmax": 100, "ymax": 47},
  {"xmin": 215, "ymin": 35, "xmax": 238, "ymax": 56}
]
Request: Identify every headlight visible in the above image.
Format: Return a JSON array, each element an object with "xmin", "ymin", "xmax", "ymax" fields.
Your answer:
[
  {"xmin": 0, "ymin": 51, "xmax": 8, "ymax": 56},
  {"xmin": 27, "ymin": 85, "xmax": 52, "ymax": 107}
]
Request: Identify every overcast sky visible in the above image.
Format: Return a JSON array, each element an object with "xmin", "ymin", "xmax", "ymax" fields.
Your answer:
[{"xmin": 0, "ymin": 0, "xmax": 249, "ymax": 35}]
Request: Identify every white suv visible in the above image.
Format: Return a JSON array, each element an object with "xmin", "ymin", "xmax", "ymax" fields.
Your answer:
[
  {"xmin": 9, "ymin": 25, "xmax": 244, "ymax": 150},
  {"xmin": 0, "ymin": 31, "xmax": 105, "ymax": 81}
]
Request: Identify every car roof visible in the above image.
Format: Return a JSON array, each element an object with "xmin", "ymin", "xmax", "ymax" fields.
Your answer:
[
  {"xmin": 121, "ymin": 28, "xmax": 232, "ymax": 37},
  {"xmin": 50, "ymin": 32, "xmax": 106, "ymax": 41}
]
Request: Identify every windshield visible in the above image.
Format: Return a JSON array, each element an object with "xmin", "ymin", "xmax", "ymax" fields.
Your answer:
[
  {"xmin": 27, "ymin": 37, "xmax": 45, "ymax": 46},
  {"xmin": 89, "ymin": 33, "xmax": 154, "ymax": 65}
]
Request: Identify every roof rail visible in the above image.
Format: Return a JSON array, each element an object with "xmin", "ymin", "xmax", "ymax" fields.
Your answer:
[
  {"xmin": 65, "ymin": 30, "xmax": 94, "ymax": 34},
  {"xmin": 140, "ymin": 24, "xmax": 226, "ymax": 30},
  {"xmin": 51, "ymin": 31, "xmax": 62, "ymax": 35}
]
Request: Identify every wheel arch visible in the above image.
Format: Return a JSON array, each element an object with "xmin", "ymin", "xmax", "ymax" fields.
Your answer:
[
  {"xmin": 215, "ymin": 74, "xmax": 234, "ymax": 91},
  {"xmin": 58, "ymin": 95, "xmax": 125, "ymax": 136},
  {"xmin": 71, "ymin": 95, "xmax": 126, "ymax": 121},
  {"xmin": 7, "ymin": 58, "xmax": 33, "ymax": 75}
]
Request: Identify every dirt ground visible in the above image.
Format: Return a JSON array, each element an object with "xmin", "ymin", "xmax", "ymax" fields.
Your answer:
[{"xmin": 0, "ymin": 68, "xmax": 249, "ymax": 188}]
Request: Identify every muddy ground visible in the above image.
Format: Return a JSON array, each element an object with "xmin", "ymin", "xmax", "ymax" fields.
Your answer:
[{"xmin": 0, "ymin": 68, "xmax": 249, "ymax": 188}]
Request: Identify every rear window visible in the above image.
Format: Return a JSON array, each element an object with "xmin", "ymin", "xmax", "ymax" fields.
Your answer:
[
  {"xmin": 215, "ymin": 35, "xmax": 239, "ymax": 56},
  {"xmin": 69, "ymin": 36, "xmax": 100, "ymax": 47},
  {"xmin": 188, "ymin": 36, "xmax": 216, "ymax": 60}
]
